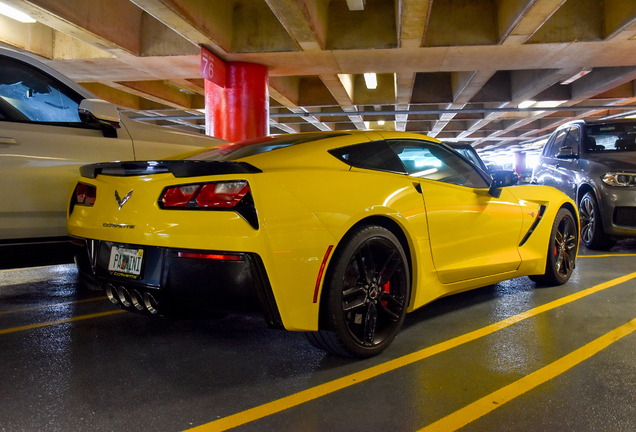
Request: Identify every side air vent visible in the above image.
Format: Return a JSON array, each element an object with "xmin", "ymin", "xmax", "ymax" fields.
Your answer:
[{"xmin": 519, "ymin": 205, "xmax": 547, "ymax": 247}]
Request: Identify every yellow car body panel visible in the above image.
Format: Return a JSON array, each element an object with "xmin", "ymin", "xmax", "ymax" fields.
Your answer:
[{"xmin": 68, "ymin": 131, "xmax": 578, "ymax": 335}]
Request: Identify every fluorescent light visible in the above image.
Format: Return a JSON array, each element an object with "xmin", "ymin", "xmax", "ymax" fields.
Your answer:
[
  {"xmin": 364, "ymin": 73, "xmax": 377, "ymax": 90},
  {"xmin": 534, "ymin": 100, "xmax": 567, "ymax": 108},
  {"xmin": 0, "ymin": 1, "xmax": 35, "ymax": 23},
  {"xmin": 561, "ymin": 70, "xmax": 591, "ymax": 85},
  {"xmin": 518, "ymin": 100, "xmax": 536, "ymax": 109}
]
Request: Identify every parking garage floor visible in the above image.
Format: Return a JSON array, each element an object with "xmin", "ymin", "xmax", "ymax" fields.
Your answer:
[{"xmin": 1, "ymin": 241, "xmax": 636, "ymax": 432}]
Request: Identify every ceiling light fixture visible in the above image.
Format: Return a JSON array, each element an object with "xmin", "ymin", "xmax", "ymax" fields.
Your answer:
[
  {"xmin": 0, "ymin": 1, "xmax": 35, "ymax": 23},
  {"xmin": 518, "ymin": 100, "xmax": 536, "ymax": 109},
  {"xmin": 364, "ymin": 73, "xmax": 377, "ymax": 90},
  {"xmin": 534, "ymin": 100, "xmax": 567, "ymax": 108},
  {"xmin": 560, "ymin": 69, "xmax": 592, "ymax": 85}
]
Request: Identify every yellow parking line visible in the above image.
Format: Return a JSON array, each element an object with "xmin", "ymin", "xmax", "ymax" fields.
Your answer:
[
  {"xmin": 0, "ymin": 297, "xmax": 107, "ymax": 316},
  {"xmin": 579, "ymin": 254, "xmax": 636, "ymax": 258},
  {"xmin": 0, "ymin": 309, "xmax": 125, "ymax": 335},
  {"xmin": 419, "ymin": 316, "xmax": 636, "ymax": 431},
  {"xmin": 184, "ymin": 271, "xmax": 636, "ymax": 432}
]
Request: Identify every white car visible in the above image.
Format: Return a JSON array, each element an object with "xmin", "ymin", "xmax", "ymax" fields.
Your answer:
[{"xmin": 0, "ymin": 47, "xmax": 222, "ymax": 245}]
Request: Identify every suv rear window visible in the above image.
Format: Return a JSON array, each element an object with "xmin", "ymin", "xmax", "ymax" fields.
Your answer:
[{"xmin": 586, "ymin": 123, "xmax": 636, "ymax": 152}]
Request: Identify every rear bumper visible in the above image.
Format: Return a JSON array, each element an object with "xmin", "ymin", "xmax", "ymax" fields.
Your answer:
[{"xmin": 73, "ymin": 237, "xmax": 283, "ymax": 328}]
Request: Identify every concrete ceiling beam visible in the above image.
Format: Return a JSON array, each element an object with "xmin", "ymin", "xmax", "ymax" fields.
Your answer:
[
  {"xmin": 429, "ymin": 70, "xmax": 497, "ymax": 137},
  {"xmin": 604, "ymin": 0, "xmax": 636, "ymax": 40},
  {"xmin": 130, "ymin": 0, "xmax": 230, "ymax": 55},
  {"xmin": 322, "ymin": 74, "xmax": 365, "ymax": 130},
  {"xmin": 2, "ymin": 0, "xmax": 143, "ymax": 56},
  {"xmin": 264, "ymin": 0, "xmax": 327, "ymax": 51},
  {"xmin": 398, "ymin": 0, "xmax": 432, "ymax": 48},
  {"xmin": 114, "ymin": 80, "xmax": 204, "ymax": 109},
  {"xmin": 500, "ymin": 0, "xmax": 567, "ymax": 45},
  {"xmin": 475, "ymin": 67, "xmax": 636, "ymax": 147}
]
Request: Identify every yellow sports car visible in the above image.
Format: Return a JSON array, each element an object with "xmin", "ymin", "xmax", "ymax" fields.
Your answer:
[{"xmin": 68, "ymin": 131, "xmax": 578, "ymax": 358}]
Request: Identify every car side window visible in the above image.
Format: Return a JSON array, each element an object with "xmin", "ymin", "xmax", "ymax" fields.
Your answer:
[
  {"xmin": 388, "ymin": 139, "xmax": 490, "ymax": 188},
  {"xmin": 562, "ymin": 126, "xmax": 581, "ymax": 156},
  {"xmin": 0, "ymin": 56, "xmax": 82, "ymax": 123},
  {"xmin": 545, "ymin": 128, "xmax": 568, "ymax": 157}
]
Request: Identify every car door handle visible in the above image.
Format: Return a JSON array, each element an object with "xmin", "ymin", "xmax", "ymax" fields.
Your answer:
[{"xmin": 0, "ymin": 137, "xmax": 20, "ymax": 145}]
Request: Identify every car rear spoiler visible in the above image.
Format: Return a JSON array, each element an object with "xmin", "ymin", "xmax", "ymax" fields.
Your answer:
[{"xmin": 79, "ymin": 160, "xmax": 262, "ymax": 179}]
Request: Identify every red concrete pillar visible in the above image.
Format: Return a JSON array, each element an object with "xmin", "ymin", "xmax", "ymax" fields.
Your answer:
[
  {"xmin": 514, "ymin": 152, "xmax": 526, "ymax": 174},
  {"xmin": 204, "ymin": 61, "xmax": 269, "ymax": 142}
]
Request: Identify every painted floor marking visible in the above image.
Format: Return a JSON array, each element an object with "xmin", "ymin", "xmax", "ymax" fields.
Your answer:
[
  {"xmin": 0, "ymin": 309, "xmax": 125, "ymax": 335},
  {"xmin": 579, "ymin": 253, "xmax": 636, "ymax": 258},
  {"xmin": 0, "ymin": 297, "xmax": 107, "ymax": 316},
  {"xmin": 419, "ymin": 316, "xmax": 636, "ymax": 431},
  {"xmin": 184, "ymin": 271, "xmax": 636, "ymax": 432}
]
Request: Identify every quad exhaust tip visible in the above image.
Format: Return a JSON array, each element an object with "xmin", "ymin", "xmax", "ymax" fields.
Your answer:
[{"xmin": 104, "ymin": 283, "xmax": 159, "ymax": 314}]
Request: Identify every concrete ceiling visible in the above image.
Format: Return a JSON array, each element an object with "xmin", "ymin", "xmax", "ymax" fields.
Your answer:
[{"xmin": 3, "ymin": 0, "xmax": 636, "ymax": 160}]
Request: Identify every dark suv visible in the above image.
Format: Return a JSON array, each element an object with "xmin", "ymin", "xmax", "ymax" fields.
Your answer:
[{"xmin": 533, "ymin": 119, "xmax": 636, "ymax": 250}]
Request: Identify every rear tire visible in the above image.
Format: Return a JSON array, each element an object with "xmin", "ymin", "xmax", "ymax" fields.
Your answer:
[
  {"xmin": 579, "ymin": 191, "xmax": 615, "ymax": 250},
  {"xmin": 530, "ymin": 208, "xmax": 578, "ymax": 286},
  {"xmin": 305, "ymin": 225, "xmax": 410, "ymax": 358}
]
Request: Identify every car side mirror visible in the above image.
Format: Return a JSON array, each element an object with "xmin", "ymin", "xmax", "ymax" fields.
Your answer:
[
  {"xmin": 556, "ymin": 146, "xmax": 577, "ymax": 159},
  {"xmin": 78, "ymin": 99, "xmax": 121, "ymax": 138},
  {"xmin": 489, "ymin": 170, "xmax": 519, "ymax": 198}
]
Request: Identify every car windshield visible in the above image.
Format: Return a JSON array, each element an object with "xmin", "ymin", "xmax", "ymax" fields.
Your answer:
[
  {"xmin": 184, "ymin": 132, "xmax": 349, "ymax": 161},
  {"xmin": 586, "ymin": 123, "xmax": 636, "ymax": 152}
]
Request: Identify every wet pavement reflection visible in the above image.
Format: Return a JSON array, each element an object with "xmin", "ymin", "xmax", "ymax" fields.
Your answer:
[{"xmin": 1, "ymin": 239, "xmax": 636, "ymax": 431}]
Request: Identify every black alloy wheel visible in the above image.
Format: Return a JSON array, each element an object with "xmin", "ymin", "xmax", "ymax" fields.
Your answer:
[
  {"xmin": 578, "ymin": 191, "xmax": 615, "ymax": 250},
  {"xmin": 306, "ymin": 225, "xmax": 410, "ymax": 358},
  {"xmin": 530, "ymin": 208, "xmax": 578, "ymax": 286}
]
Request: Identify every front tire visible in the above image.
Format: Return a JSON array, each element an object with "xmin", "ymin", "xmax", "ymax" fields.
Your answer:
[
  {"xmin": 579, "ymin": 191, "xmax": 615, "ymax": 250},
  {"xmin": 305, "ymin": 225, "xmax": 410, "ymax": 358},
  {"xmin": 530, "ymin": 208, "xmax": 578, "ymax": 286}
]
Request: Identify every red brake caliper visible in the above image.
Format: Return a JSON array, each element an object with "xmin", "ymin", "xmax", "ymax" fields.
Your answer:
[{"xmin": 381, "ymin": 281, "xmax": 390, "ymax": 307}]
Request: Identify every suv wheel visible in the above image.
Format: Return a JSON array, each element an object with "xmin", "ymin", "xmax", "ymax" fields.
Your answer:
[{"xmin": 579, "ymin": 191, "xmax": 615, "ymax": 250}]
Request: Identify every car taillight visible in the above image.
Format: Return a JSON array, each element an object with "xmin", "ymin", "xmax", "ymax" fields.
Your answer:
[
  {"xmin": 161, "ymin": 184, "xmax": 201, "ymax": 207},
  {"xmin": 160, "ymin": 181, "xmax": 250, "ymax": 208},
  {"xmin": 75, "ymin": 182, "xmax": 96, "ymax": 206},
  {"xmin": 196, "ymin": 182, "xmax": 250, "ymax": 208}
]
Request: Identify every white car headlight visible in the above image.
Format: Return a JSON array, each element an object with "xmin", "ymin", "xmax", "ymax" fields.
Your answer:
[{"xmin": 602, "ymin": 172, "xmax": 636, "ymax": 187}]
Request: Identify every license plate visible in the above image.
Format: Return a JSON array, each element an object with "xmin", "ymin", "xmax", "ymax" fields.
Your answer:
[{"xmin": 108, "ymin": 246, "xmax": 144, "ymax": 279}]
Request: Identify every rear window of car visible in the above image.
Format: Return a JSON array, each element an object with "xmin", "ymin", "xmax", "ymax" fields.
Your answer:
[
  {"xmin": 185, "ymin": 132, "xmax": 350, "ymax": 161},
  {"xmin": 329, "ymin": 140, "xmax": 407, "ymax": 173}
]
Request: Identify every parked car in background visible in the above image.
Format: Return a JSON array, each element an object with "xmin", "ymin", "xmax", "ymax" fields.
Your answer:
[
  {"xmin": 532, "ymin": 119, "xmax": 636, "ymax": 249},
  {"xmin": 0, "ymin": 46, "xmax": 223, "ymax": 246},
  {"xmin": 68, "ymin": 130, "xmax": 578, "ymax": 358},
  {"xmin": 518, "ymin": 168, "xmax": 534, "ymax": 184}
]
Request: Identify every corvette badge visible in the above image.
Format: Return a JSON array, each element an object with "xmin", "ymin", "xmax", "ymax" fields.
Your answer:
[{"xmin": 115, "ymin": 189, "xmax": 133, "ymax": 210}]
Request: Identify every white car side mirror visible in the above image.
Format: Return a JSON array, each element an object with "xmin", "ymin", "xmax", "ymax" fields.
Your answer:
[
  {"xmin": 79, "ymin": 99, "xmax": 120, "ymax": 125},
  {"xmin": 78, "ymin": 99, "xmax": 121, "ymax": 137}
]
